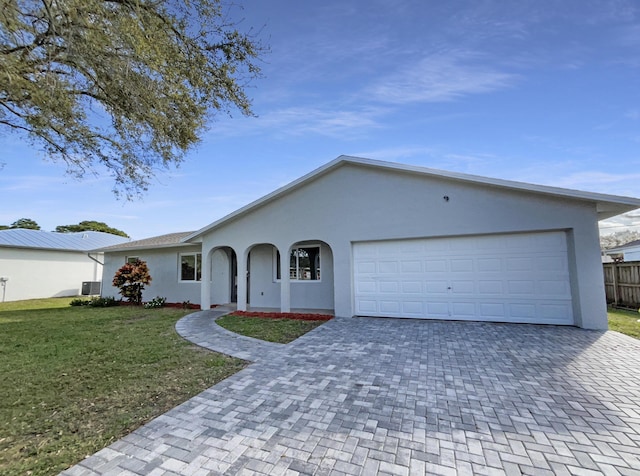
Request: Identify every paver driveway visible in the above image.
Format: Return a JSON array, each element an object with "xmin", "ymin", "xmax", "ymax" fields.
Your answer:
[{"xmin": 62, "ymin": 311, "xmax": 640, "ymax": 475}]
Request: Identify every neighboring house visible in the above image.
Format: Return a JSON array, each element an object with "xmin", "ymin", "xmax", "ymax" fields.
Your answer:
[
  {"xmin": 98, "ymin": 156, "xmax": 640, "ymax": 329},
  {"xmin": 602, "ymin": 239, "xmax": 640, "ymax": 262},
  {"xmin": 0, "ymin": 229, "xmax": 129, "ymax": 302}
]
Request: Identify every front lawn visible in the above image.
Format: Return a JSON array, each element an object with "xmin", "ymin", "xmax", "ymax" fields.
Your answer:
[
  {"xmin": 216, "ymin": 313, "xmax": 329, "ymax": 343},
  {"xmin": 608, "ymin": 307, "xmax": 640, "ymax": 339},
  {"xmin": 0, "ymin": 298, "xmax": 246, "ymax": 476}
]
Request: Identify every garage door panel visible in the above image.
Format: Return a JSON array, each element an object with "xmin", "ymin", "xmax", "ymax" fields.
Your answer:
[
  {"xmin": 426, "ymin": 302, "xmax": 449, "ymax": 317},
  {"xmin": 379, "ymin": 281, "xmax": 399, "ymax": 293},
  {"xmin": 356, "ymin": 300, "xmax": 377, "ymax": 313},
  {"xmin": 402, "ymin": 301, "xmax": 423, "ymax": 315},
  {"xmin": 357, "ymin": 261, "xmax": 377, "ymax": 274},
  {"xmin": 510, "ymin": 303, "xmax": 537, "ymax": 319},
  {"xmin": 452, "ymin": 302, "xmax": 476, "ymax": 317},
  {"xmin": 402, "ymin": 281, "xmax": 422, "ymax": 293},
  {"xmin": 356, "ymin": 279, "xmax": 377, "ymax": 293},
  {"xmin": 425, "ymin": 259, "xmax": 447, "ymax": 272},
  {"xmin": 479, "ymin": 281, "xmax": 503, "ymax": 294},
  {"xmin": 426, "ymin": 280, "xmax": 449, "ymax": 293},
  {"xmin": 508, "ymin": 280, "xmax": 535, "ymax": 294},
  {"xmin": 379, "ymin": 300, "xmax": 401, "ymax": 314},
  {"xmin": 451, "ymin": 281, "xmax": 475, "ymax": 294},
  {"xmin": 353, "ymin": 231, "xmax": 574, "ymax": 325},
  {"xmin": 379, "ymin": 261, "xmax": 398, "ymax": 273},
  {"xmin": 451, "ymin": 259, "xmax": 474, "ymax": 272},
  {"xmin": 540, "ymin": 303, "xmax": 572, "ymax": 319},
  {"xmin": 536, "ymin": 256, "xmax": 567, "ymax": 272},
  {"xmin": 401, "ymin": 260, "xmax": 422, "ymax": 273},
  {"xmin": 479, "ymin": 302, "xmax": 506, "ymax": 318},
  {"xmin": 353, "ymin": 243, "xmax": 377, "ymax": 258},
  {"xmin": 506, "ymin": 257, "xmax": 534, "ymax": 271},
  {"xmin": 538, "ymin": 280, "xmax": 571, "ymax": 296},
  {"xmin": 478, "ymin": 258, "xmax": 502, "ymax": 272}
]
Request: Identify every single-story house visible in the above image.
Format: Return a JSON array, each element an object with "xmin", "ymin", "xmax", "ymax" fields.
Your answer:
[
  {"xmin": 98, "ymin": 156, "xmax": 640, "ymax": 329},
  {"xmin": 602, "ymin": 239, "xmax": 640, "ymax": 262},
  {"xmin": 97, "ymin": 232, "xmax": 203, "ymax": 305},
  {"xmin": 0, "ymin": 229, "xmax": 129, "ymax": 302}
]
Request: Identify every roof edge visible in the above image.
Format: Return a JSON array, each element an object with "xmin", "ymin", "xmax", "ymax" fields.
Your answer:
[
  {"xmin": 182, "ymin": 157, "xmax": 347, "ymax": 242},
  {"xmin": 183, "ymin": 155, "xmax": 640, "ymax": 242},
  {"xmin": 344, "ymin": 156, "xmax": 640, "ymax": 207},
  {"xmin": 92, "ymin": 242, "xmax": 199, "ymax": 253}
]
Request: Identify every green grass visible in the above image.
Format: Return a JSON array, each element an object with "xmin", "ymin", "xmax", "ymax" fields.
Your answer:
[
  {"xmin": 608, "ymin": 307, "xmax": 640, "ymax": 340},
  {"xmin": 0, "ymin": 298, "xmax": 246, "ymax": 476},
  {"xmin": 216, "ymin": 314, "xmax": 326, "ymax": 343},
  {"xmin": 0, "ymin": 296, "xmax": 78, "ymax": 311}
]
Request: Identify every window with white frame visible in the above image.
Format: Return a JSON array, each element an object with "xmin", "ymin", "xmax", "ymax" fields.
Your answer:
[
  {"xmin": 126, "ymin": 256, "xmax": 139, "ymax": 264},
  {"xmin": 273, "ymin": 246, "xmax": 321, "ymax": 281},
  {"xmin": 180, "ymin": 253, "xmax": 202, "ymax": 281}
]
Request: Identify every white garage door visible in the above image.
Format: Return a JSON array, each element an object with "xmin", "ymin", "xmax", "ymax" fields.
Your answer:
[{"xmin": 353, "ymin": 231, "xmax": 573, "ymax": 325}]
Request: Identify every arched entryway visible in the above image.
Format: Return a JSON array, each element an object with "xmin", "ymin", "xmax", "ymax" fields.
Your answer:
[
  {"xmin": 207, "ymin": 246, "xmax": 237, "ymax": 306},
  {"xmin": 245, "ymin": 243, "xmax": 279, "ymax": 309},
  {"xmin": 282, "ymin": 240, "xmax": 334, "ymax": 313}
]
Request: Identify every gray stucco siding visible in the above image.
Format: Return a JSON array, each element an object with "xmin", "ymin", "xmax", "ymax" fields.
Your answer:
[
  {"xmin": 102, "ymin": 246, "xmax": 201, "ymax": 304},
  {"xmin": 199, "ymin": 163, "xmax": 606, "ymax": 328}
]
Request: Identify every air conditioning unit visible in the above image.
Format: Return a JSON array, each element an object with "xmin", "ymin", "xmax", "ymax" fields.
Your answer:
[{"xmin": 81, "ymin": 281, "xmax": 101, "ymax": 295}]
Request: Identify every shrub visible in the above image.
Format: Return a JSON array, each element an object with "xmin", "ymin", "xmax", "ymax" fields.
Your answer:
[
  {"xmin": 89, "ymin": 296, "xmax": 119, "ymax": 308},
  {"xmin": 112, "ymin": 259, "xmax": 152, "ymax": 305},
  {"xmin": 143, "ymin": 296, "xmax": 166, "ymax": 309},
  {"xmin": 70, "ymin": 297, "xmax": 119, "ymax": 307}
]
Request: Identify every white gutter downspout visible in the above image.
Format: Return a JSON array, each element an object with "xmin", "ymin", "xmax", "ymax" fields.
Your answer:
[
  {"xmin": 87, "ymin": 253, "xmax": 104, "ymax": 266},
  {"xmin": 87, "ymin": 253, "xmax": 104, "ymax": 282}
]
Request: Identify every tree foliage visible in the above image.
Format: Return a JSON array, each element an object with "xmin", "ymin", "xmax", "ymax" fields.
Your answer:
[
  {"xmin": 112, "ymin": 259, "xmax": 151, "ymax": 305},
  {"xmin": 1, "ymin": 0, "xmax": 263, "ymax": 198},
  {"xmin": 5, "ymin": 218, "xmax": 41, "ymax": 230},
  {"xmin": 56, "ymin": 220, "xmax": 129, "ymax": 237},
  {"xmin": 600, "ymin": 230, "xmax": 640, "ymax": 250}
]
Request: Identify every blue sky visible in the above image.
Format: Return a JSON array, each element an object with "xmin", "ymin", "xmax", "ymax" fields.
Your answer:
[{"xmin": 1, "ymin": 0, "xmax": 640, "ymax": 239}]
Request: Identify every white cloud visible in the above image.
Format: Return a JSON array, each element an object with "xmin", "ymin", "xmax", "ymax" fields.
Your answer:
[
  {"xmin": 211, "ymin": 106, "xmax": 388, "ymax": 139},
  {"xmin": 600, "ymin": 211, "xmax": 640, "ymax": 235},
  {"xmin": 366, "ymin": 51, "xmax": 518, "ymax": 104}
]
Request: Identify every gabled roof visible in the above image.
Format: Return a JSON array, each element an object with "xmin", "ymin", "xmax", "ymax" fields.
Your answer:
[
  {"xmin": 183, "ymin": 155, "xmax": 640, "ymax": 242},
  {"xmin": 94, "ymin": 231, "xmax": 196, "ymax": 252},
  {"xmin": 0, "ymin": 229, "xmax": 129, "ymax": 251}
]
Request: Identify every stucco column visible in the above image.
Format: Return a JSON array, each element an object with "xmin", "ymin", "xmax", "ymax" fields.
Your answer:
[
  {"xmin": 331, "ymin": 244, "xmax": 351, "ymax": 318},
  {"xmin": 569, "ymin": 221, "xmax": 608, "ymax": 329},
  {"xmin": 200, "ymin": 246, "xmax": 212, "ymax": 310},
  {"xmin": 280, "ymin": 247, "xmax": 291, "ymax": 313},
  {"xmin": 236, "ymin": 249, "xmax": 248, "ymax": 311}
]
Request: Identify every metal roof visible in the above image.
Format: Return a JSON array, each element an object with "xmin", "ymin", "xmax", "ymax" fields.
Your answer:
[
  {"xmin": 94, "ymin": 231, "xmax": 195, "ymax": 252},
  {"xmin": 0, "ymin": 229, "xmax": 130, "ymax": 251},
  {"xmin": 605, "ymin": 239, "xmax": 640, "ymax": 253}
]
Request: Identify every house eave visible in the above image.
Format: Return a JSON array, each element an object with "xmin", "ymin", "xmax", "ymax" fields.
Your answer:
[
  {"xmin": 181, "ymin": 155, "xmax": 640, "ymax": 242},
  {"xmin": 93, "ymin": 242, "xmax": 200, "ymax": 253},
  {"xmin": 0, "ymin": 244, "xmax": 92, "ymax": 253}
]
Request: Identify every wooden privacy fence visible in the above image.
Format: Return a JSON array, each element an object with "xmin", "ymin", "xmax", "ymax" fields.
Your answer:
[{"xmin": 603, "ymin": 261, "xmax": 640, "ymax": 308}]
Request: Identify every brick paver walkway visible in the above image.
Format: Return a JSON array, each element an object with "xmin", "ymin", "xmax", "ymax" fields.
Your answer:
[{"xmin": 62, "ymin": 311, "xmax": 640, "ymax": 475}]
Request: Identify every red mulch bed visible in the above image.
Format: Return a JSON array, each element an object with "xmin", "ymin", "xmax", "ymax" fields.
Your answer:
[
  {"xmin": 230, "ymin": 311, "xmax": 333, "ymax": 321},
  {"xmin": 120, "ymin": 302, "xmax": 332, "ymax": 320}
]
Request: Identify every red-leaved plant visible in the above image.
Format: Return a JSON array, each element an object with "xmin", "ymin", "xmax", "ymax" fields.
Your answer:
[{"xmin": 112, "ymin": 259, "xmax": 152, "ymax": 305}]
